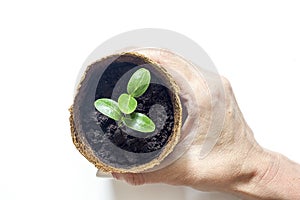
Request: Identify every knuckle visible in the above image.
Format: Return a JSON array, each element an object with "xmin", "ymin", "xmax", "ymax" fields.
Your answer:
[{"xmin": 221, "ymin": 76, "xmax": 233, "ymax": 92}]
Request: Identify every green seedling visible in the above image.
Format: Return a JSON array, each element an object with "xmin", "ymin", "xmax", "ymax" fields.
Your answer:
[{"xmin": 94, "ymin": 68, "xmax": 155, "ymax": 133}]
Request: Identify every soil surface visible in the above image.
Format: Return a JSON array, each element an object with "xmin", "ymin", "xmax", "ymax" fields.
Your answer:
[{"xmin": 75, "ymin": 54, "xmax": 179, "ymax": 169}]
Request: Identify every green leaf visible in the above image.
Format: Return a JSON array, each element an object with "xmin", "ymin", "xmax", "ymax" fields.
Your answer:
[
  {"xmin": 122, "ymin": 112, "xmax": 155, "ymax": 133},
  {"xmin": 118, "ymin": 93, "xmax": 137, "ymax": 114},
  {"xmin": 127, "ymin": 68, "xmax": 151, "ymax": 97},
  {"xmin": 94, "ymin": 99, "xmax": 122, "ymax": 121}
]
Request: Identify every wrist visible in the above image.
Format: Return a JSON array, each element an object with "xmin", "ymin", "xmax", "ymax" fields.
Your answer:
[{"xmin": 229, "ymin": 149, "xmax": 300, "ymax": 200}]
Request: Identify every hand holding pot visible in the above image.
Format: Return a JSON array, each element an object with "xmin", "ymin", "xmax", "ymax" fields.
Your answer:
[{"xmin": 112, "ymin": 49, "xmax": 300, "ymax": 200}]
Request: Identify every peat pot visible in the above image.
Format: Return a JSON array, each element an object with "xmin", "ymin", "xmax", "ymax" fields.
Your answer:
[{"xmin": 69, "ymin": 49, "xmax": 199, "ymax": 173}]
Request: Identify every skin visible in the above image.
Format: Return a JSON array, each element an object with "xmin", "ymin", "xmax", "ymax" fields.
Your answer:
[{"xmin": 111, "ymin": 49, "xmax": 300, "ymax": 200}]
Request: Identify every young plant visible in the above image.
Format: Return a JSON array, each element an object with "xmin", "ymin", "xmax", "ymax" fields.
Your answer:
[{"xmin": 94, "ymin": 68, "xmax": 155, "ymax": 133}]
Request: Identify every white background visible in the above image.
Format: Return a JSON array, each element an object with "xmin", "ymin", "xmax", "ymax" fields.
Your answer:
[{"xmin": 0, "ymin": 1, "xmax": 299, "ymax": 199}]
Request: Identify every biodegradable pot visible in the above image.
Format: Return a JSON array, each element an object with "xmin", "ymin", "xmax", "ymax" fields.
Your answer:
[{"xmin": 69, "ymin": 52, "xmax": 182, "ymax": 173}]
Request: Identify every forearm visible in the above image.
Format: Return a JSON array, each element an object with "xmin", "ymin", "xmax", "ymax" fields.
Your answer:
[{"xmin": 230, "ymin": 150, "xmax": 300, "ymax": 200}]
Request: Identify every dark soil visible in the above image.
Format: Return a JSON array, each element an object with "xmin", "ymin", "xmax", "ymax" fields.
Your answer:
[
  {"xmin": 96, "ymin": 82, "xmax": 174, "ymax": 153},
  {"xmin": 75, "ymin": 54, "xmax": 180, "ymax": 169}
]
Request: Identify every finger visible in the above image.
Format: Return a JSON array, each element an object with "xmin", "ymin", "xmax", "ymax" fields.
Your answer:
[
  {"xmin": 112, "ymin": 173, "xmax": 145, "ymax": 186},
  {"xmin": 111, "ymin": 165, "xmax": 179, "ymax": 186},
  {"xmin": 112, "ymin": 171, "xmax": 162, "ymax": 186}
]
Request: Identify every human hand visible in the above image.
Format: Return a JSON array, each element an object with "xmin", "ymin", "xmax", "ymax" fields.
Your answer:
[
  {"xmin": 111, "ymin": 48, "xmax": 263, "ymax": 188},
  {"xmin": 111, "ymin": 49, "xmax": 300, "ymax": 199}
]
